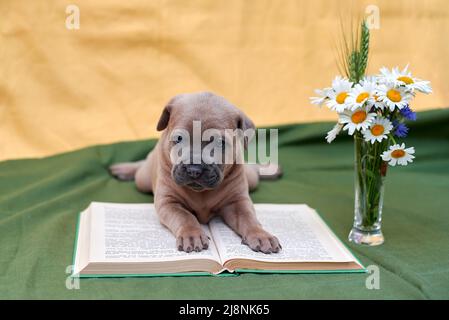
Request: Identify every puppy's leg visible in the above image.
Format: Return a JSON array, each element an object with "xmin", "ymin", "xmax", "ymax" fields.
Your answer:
[
  {"xmin": 109, "ymin": 161, "xmax": 144, "ymax": 181},
  {"xmin": 257, "ymin": 163, "xmax": 283, "ymax": 180},
  {"xmin": 156, "ymin": 201, "xmax": 209, "ymax": 252},
  {"xmin": 134, "ymin": 152, "xmax": 155, "ymax": 193},
  {"xmin": 220, "ymin": 198, "xmax": 281, "ymax": 254},
  {"xmin": 244, "ymin": 164, "xmax": 283, "ymax": 191},
  {"xmin": 110, "ymin": 151, "xmax": 155, "ymax": 193},
  {"xmin": 244, "ymin": 165, "xmax": 259, "ymax": 191}
]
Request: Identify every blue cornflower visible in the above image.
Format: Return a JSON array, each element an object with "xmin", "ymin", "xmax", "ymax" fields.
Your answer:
[
  {"xmin": 400, "ymin": 106, "xmax": 417, "ymax": 121},
  {"xmin": 394, "ymin": 121, "xmax": 409, "ymax": 138}
]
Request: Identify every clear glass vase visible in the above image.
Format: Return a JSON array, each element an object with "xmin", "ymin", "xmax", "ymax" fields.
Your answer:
[{"xmin": 348, "ymin": 134, "xmax": 388, "ymax": 246}]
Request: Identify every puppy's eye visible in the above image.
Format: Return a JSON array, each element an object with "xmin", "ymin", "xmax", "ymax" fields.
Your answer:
[
  {"xmin": 216, "ymin": 137, "xmax": 225, "ymax": 149},
  {"xmin": 174, "ymin": 135, "xmax": 183, "ymax": 144}
]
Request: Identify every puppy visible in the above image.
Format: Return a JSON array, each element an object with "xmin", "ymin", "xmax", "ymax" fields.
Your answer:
[{"xmin": 110, "ymin": 92, "xmax": 281, "ymax": 254}]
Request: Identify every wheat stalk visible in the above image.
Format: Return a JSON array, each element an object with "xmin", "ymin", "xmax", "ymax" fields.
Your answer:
[
  {"xmin": 359, "ymin": 21, "xmax": 370, "ymax": 78},
  {"xmin": 338, "ymin": 20, "xmax": 370, "ymax": 83}
]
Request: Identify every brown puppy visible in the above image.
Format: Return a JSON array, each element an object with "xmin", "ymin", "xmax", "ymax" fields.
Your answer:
[{"xmin": 110, "ymin": 92, "xmax": 281, "ymax": 254}]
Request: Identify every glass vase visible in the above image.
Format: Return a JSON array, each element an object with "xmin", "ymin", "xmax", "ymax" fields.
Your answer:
[{"xmin": 348, "ymin": 134, "xmax": 388, "ymax": 246}]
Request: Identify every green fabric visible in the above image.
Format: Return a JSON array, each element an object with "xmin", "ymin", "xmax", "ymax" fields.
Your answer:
[{"xmin": 1, "ymin": 109, "xmax": 448, "ymax": 299}]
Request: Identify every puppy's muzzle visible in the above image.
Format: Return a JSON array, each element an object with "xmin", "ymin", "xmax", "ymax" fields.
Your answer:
[
  {"xmin": 172, "ymin": 163, "xmax": 223, "ymax": 191},
  {"xmin": 185, "ymin": 164, "xmax": 203, "ymax": 179}
]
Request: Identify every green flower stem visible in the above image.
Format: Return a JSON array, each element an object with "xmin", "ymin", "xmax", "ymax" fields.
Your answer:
[
  {"xmin": 389, "ymin": 134, "xmax": 397, "ymax": 145},
  {"xmin": 354, "ymin": 134, "xmax": 387, "ymax": 230}
]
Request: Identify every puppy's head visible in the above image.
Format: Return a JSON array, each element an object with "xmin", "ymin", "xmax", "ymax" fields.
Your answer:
[{"xmin": 157, "ymin": 92, "xmax": 255, "ymax": 192}]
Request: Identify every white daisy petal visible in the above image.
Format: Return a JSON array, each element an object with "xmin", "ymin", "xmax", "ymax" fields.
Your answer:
[
  {"xmin": 325, "ymin": 76, "xmax": 353, "ymax": 112},
  {"xmin": 376, "ymin": 82, "xmax": 412, "ymax": 111},
  {"xmin": 378, "ymin": 65, "xmax": 432, "ymax": 94},
  {"xmin": 339, "ymin": 106, "xmax": 376, "ymax": 136},
  {"xmin": 381, "ymin": 143, "xmax": 415, "ymax": 166},
  {"xmin": 325, "ymin": 123, "xmax": 343, "ymax": 143},
  {"xmin": 346, "ymin": 80, "xmax": 377, "ymax": 110},
  {"xmin": 362, "ymin": 116, "xmax": 393, "ymax": 144},
  {"xmin": 310, "ymin": 88, "xmax": 332, "ymax": 107}
]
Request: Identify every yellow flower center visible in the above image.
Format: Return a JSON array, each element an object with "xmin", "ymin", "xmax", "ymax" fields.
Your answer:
[
  {"xmin": 356, "ymin": 92, "xmax": 370, "ymax": 103},
  {"xmin": 397, "ymin": 76, "xmax": 414, "ymax": 85},
  {"xmin": 373, "ymin": 95, "xmax": 380, "ymax": 102},
  {"xmin": 351, "ymin": 111, "xmax": 367, "ymax": 124},
  {"xmin": 371, "ymin": 124, "xmax": 385, "ymax": 136},
  {"xmin": 336, "ymin": 92, "xmax": 348, "ymax": 104},
  {"xmin": 391, "ymin": 149, "xmax": 406, "ymax": 158},
  {"xmin": 387, "ymin": 89, "xmax": 402, "ymax": 102}
]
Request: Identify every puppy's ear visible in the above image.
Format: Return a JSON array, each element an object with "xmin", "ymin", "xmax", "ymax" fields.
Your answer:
[
  {"xmin": 156, "ymin": 104, "xmax": 172, "ymax": 131},
  {"xmin": 237, "ymin": 111, "xmax": 256, "ymax": 149},
  {"xmin": 157, "ymin": 96, "xmax": 181, "ymax": 131},
  {"xmin": 237, "ymin": 111, "xmax": 255, "ymax": 131}
]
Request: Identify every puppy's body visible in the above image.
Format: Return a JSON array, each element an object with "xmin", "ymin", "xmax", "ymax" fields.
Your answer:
[
  {"xmin": 117, "ymin": 149, "xmax": 258, "ymax": 223},
  {"xmin": 110, "ymin": 92, "xmax": 281, "ymax": 253}
]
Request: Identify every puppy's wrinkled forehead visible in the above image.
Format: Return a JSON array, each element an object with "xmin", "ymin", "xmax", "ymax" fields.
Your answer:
[
  {"xmin": 171, "ymin": 93, "xmax": 240, "ymax": 131},
  {"xmin": 157, "ymin": 92, "xmax": 254, "ymax": 133}
]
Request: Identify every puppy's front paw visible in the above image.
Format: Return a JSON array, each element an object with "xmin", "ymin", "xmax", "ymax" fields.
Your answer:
[
  {"xmin": 242, "ymin": 228, "xmax": 282, "ymax": 254},
  {"xmin": 176, "ymin": 226, "xmax": 210, "ymax": 253}
]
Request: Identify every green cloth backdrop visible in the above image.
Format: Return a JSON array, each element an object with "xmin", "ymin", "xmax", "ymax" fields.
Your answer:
[{"xmin": 0, "ymin": 109, "xmax": 448, "ymax": 299}]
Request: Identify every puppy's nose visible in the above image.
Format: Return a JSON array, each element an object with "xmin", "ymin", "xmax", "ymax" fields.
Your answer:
[{"xmin": 186, "ymin": 164, "xmax": 203, "ymax": 179}]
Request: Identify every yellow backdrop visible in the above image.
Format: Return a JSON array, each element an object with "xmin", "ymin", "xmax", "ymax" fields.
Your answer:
[{"xmin": 1, "ymin": 0, "xmax": 447, "ymax": 160}]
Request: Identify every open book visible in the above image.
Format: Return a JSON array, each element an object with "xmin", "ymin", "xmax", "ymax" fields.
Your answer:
[{"xmin": 72, "ymin": 202, "xmax": 364, "ymax": 277}]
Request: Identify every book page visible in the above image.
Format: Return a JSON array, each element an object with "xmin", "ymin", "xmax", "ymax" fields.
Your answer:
[
  {"xmin": 209, "ymin": 204, "xmax": 355, "ymax": 263},
  {"xmin": 88, "ymin": 202, "xmax": 221, "ymax": 263}
]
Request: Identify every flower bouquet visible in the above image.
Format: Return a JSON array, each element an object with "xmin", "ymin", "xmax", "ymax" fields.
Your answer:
[{"xmin": 311, "ymin": 21, "xmax": 431, "ymax": 245}]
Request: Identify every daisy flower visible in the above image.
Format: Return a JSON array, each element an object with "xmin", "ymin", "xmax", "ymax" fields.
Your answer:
[
  {"xmin": 310, "ymin": 88, "xmax": 332, "ymax": 107},
  {"xmin": 326, "ymin": 76, "xmax": 353, "ymax": 112},
  {"xmin": 371, "ymin": 94, "xmax": 386, "ymax": 110},
  {"xmin": 381, "ymin": 143, "xmax": 415, "ymax": 166},
  {"xmin": 325, "ymin": 123, "xmax": 343, "ymax": 143},
  {"xmin": 362, "ymin": 116, "xmax": 393, "ymax": 143},
  {"xmin": 376, "ymin": 82, "xmax": 412, "ymax": 111},
  {"xmin": 339, "ymin": 107, "xmax": 376, "ymax": 135},
  {"xmin": 379, "ymin": 65, "xmax": 432, "ymax": 94},
  {"xmin": 347, "ymin": 79, "xmax": 377, "ymax": 110}
]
